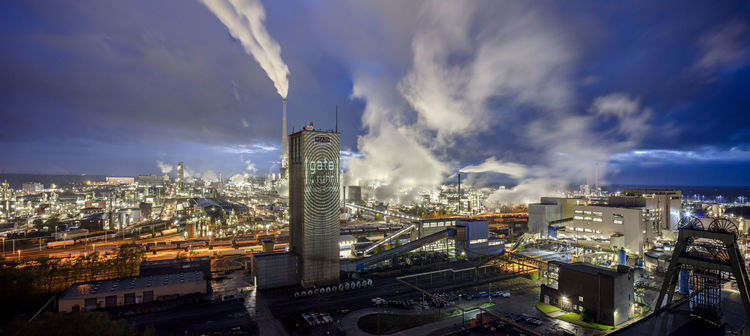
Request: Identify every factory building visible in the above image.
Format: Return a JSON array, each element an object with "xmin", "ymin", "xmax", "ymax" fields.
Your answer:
[
  {"xmin": 564, "ymin": 204, "xmax": 657, "ymax": 255},
  {"xmin": 455, "ymin": 219, "xmax": 503, "ymax": 258},
  {"xmin": 609, "ymin": 189, "xmax": 681, "ymax": 232},
  {"xmin": 58, "ymin": 271, "xmax": 207, "ymax": 313},
  {"xmin": 106, "ymin": 177, "xmax": 135, "ymax": 185},
  {"xmin": 289, "ymin": 125, "xmax": 341, "ymax": 287},
  {"xmin": 137, "ymin": 174, "xmax": 169, "ymax": 187},
  {"xmin": 528, "ymin": 197, "xmax": 587, "ymax": 238},
  {"xmin": 541, "ymin": 262, "xmax": 634, "ymax": 326},
  {"xmin": 22, "ymin": 182, "xmax": 44, "ymax": 194}
]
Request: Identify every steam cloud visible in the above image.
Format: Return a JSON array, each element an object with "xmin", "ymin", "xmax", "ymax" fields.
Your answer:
[
  {"xmin": 156, "ymin": 160, "xmax": 173, "ymax": 174},
  {"xmin": 201, "ymin": 0, "xmax": 290, "ymax": 98},
  {"xmin": 346, "ymin": 2, "xmax": 653, "ymax": 205},
  {"xmin": 346, "ymin": 2, "xmax": 575, "ymax": 202}
]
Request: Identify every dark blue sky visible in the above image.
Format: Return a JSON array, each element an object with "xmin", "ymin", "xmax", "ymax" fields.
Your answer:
[{"xmin": 1, "ymin": 1, "xmax": 749, "ymax": 187}]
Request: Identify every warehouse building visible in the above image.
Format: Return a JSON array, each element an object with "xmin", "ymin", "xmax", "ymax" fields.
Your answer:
[{"xmin": 59, "ymin": 271, "xmax": 207, "ymax": 313}]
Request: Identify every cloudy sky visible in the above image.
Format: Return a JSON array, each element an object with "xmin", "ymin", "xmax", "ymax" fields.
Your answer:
[{"xmin": 1, "ymin": 1, "xmax": 749, "ymax": 192}]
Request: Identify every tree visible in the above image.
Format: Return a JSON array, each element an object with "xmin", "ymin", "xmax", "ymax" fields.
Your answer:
[
  {"xmin": 32, "ymin": 218, "xmax": 44, "ymax": 230},
  {"xmin": 44, "ymin": 216, "xmax": 60, "ymax": 231},
  {"xmin": 19, "ymin": 311, "xmax": 140, "ymax": 336},
  {"xmin": 115, "ymin": 244, "xmax": 145, "ymax": 277}
]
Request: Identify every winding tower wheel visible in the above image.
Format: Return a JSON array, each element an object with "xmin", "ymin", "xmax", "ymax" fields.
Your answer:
[
  {"xmin": 709, "ymin": 218, "xmax": 738, "ymax": 236},
  {"xmin": 678, "ymin": 215, "xmax": 704, "ymax": 230},
  {"xmin": 678, "ymin": 215, "xmax": 704, "ymax": 246}
]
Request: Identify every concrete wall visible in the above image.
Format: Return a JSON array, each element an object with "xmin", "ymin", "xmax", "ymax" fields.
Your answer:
[
  {"xmin": 529, "ymin": 203, "xmax": 560, "ymax": 238},
  {"xmin": 252, "ymin": 252, "xmax": 299, "ymax": 290}
]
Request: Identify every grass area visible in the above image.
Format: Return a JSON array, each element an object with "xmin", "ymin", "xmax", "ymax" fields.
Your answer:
[
  {"xmin": 557, "ymin": 312, "xmax": 613, "ymax": 330},
  {"xmin": 535, "ymin": 301, "xmax": 560, "ymax": 314},
  {"xmin": 357, "ymin": 313, "xmax": 443, "ymax": 334}
]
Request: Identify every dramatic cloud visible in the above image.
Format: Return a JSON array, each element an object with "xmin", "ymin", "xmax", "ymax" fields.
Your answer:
[
  {"xmin": 200, "ymin": 0, "xmax": 290, "ymax": 98},
  {"xmin": 611, "ymin": 146, "xmax": 750, "ymax": 165},
  {"xmin": 1, "ymin": 1, "xmax": 749, "ymax": 188},
  {"xmin": 460, "ymin": 157, "xmax": 527, "ymax": 179},
  {"xmin": 484, "ymin": 93, "xmax": 652, "ymax": 205},
  {"xmin": 346, "ymin": 1, "xmax": 576, "ymax": 201},
  {"xmin": 345, "ymin": 75, "xmax": 450, "ymax": 200},
  {"xmin": 400, "ymin": 2, "xmax": 573, "ymax": 144},
  {"xmin": 695, "ymin": 20, "xmax": 750, "ymax": 71}
]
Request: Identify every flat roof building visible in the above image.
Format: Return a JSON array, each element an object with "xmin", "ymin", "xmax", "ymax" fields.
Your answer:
[
  {"xmin": 610, "ymin": 189, "xmax": 682, "ymax": 232},
  {"xmin": 541, "ymin": 262, "xmax": 634, "ymax": 326},
  {"xmin": 565, "ymin": 204, "xmax": 656, "ymax": 255},
  {"xmin": 59, "ymin": 271, "xmax": 207, "ymax": 313}
]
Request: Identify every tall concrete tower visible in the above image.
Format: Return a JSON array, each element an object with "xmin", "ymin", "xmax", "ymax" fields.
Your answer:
[
  {"xmin": 280, "ymin": 98, "xmax": 289, "ymax": 179},
  {"xmin": 289, "ymin": 124, "xmax": 340, "ymax": 287}
]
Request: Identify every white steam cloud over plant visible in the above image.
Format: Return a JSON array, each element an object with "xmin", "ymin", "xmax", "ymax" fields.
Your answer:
[
  {"xmin": 156, "ymin": 160, "xmax": 173, "ymax": 175},
  {"xmin": 201, "ymin": 0, "xmax": 290, "ymax": 98},
  {"xmin": 344, "ymin": 1, "xmax": 653, "ymax": 205}
]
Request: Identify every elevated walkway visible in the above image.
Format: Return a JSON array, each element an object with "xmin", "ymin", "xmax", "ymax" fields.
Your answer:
[
  {"xmin": 509, "ymin": 232, "xmax": 537, "ymax": 252},
  {"xmin": 342, "ymin": 228, "xmax": 455, "ymax": 272},
  {"xmin": 363, "ymin": 223, "xmax": 416, "ymax": 255}
]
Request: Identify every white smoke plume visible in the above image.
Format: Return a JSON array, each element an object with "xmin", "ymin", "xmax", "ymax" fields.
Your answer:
[
  {"xmin": 201, "ymin": 170, "xmax": 219, "ymax": 183},
  {"xmin": 460, "ymin": 157, "xmax": 527, "ymax": 179},
  {"xmin": 156, "ymin": 160, "xmax": 173, "ymax": 174},
  {"xmin": 346, "ymin": 1, "xmax": 574, "ymax": 202},
  {"xmin": 229, "ymin": 173, "xmax": 251, "ymax": 186},
  {"xmin": 244, "ymin": 160, "xmax": 257, "ymax": 174},
  {"xmin": 201, "ymin": 0, "xmax": 290, "ymax": 98}
]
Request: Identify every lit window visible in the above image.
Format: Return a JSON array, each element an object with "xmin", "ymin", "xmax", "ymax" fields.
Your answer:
[
  {"xmin": 614, "ymin": 219, "xmax": 624, "ymax": 225},
  {"xmin": 584, "ymin": 211, "xmax": 592, "ymax": 215},
  {"xmin": 593, "ymin": 211, "xmax": 603, "ymax": 216},
  {"xmin": 574, "ymin": 216, "xmax": 583, "ymax": 220},
  {"xmin": 593, "ymin": 218, "xmax": 602, "ymax": 222},
  {"xmin": 579, "ymin": 296, "xmax": 584, "ymax": 302},
  {"xmin": 574, "ymin": 210, "xmax": 583, "ymax": 214}
]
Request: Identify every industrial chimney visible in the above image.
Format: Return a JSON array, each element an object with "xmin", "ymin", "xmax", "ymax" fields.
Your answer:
[{"xmin": 281, "ymin": 98, "xmax": 288, "ymax": 179}]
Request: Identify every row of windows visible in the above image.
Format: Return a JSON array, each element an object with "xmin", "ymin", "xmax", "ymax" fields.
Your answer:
[
  {"xmin": 469, "ymin": 238, "xmax": 488, "ymax": 244},
  {"xmin": 424, "ymin": 221, "xmax": 453, "ymax": 228},
  {"xmin": 574, "ymin": 210, "xmax": 603, "ymax": 216},
  {"xmin": 573, "ymin": 216, "xmax": 603, "ymax": 222},
  {"xmin": 568, "ymin": 227, "xmax": 602, "ymax": 234}
]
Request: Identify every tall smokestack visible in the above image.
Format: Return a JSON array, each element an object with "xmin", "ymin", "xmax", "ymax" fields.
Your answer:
[{"xmin": 281, "ymin": 98, "xmax": 288, "ymax": 179}]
